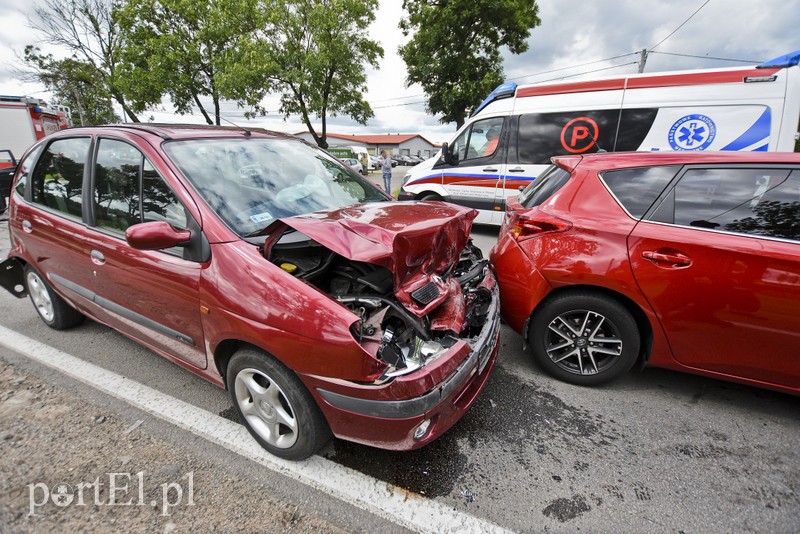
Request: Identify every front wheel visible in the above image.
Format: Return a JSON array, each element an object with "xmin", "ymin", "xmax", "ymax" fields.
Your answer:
[
  {"xmin": 25, "ymin": 265, "xmax": 84, "ymax": 330},
  {"xmin": 419, "ymin": 193, "xmax": 443, "ymax": 202},
  {"xmin": 227, "ymin": 348, "xmax": 331, "ymax": 460},
  {"xmin": 528, "ymin": 292, "xmax": 640, "ymax": 386}
]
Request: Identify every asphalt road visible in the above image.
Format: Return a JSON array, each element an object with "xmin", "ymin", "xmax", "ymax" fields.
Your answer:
[{"xmin": 1, "ymin": 201, "xmax": 799, "ymax": 532}]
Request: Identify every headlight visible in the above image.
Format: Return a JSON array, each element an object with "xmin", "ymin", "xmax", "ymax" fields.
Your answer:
[{"xmin": 402, "ymin": 173, "xmax": 412, "ymax": 185}]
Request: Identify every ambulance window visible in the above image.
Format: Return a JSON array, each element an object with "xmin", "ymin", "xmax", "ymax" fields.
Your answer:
[
  {"xmin": 451, "ymin": 117, "xmax": 505, "ymax": 163},
  {"xmin": 600, "ymin": 165, "xmax": 679, "ymax": 219},
  {"xmin": 518, "ymin": 110, "xmax": 621, "ymax": 164}
]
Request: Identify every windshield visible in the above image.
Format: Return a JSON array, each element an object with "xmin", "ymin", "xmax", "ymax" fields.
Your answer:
[{"xmin": 163, "ymin": 138, "xmax": 388, "ymax": 236}]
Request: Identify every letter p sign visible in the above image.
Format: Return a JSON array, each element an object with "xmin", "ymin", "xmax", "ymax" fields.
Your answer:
[{"xmin": 560, "ymin": 117, "xmax": 600, "ymax": 154}]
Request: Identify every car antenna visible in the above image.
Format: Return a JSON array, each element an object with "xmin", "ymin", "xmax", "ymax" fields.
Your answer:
[
  {"xmin": 586, "ymin": 129, "xmax": 606, "ymax": 153},
  {"xmin": 218, "ymin": 116, "xmax": 251, "ymax": 137}
]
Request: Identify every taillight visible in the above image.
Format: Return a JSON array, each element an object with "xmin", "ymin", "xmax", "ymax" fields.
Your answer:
[{"xmin": 508, "ymin": 208, "xmax": 572, "ymax": 241}]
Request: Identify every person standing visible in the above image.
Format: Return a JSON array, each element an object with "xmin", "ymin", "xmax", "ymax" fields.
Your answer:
[{"xmin": 380, "ymin": 150, "xmax": 393, "ymax": 196}]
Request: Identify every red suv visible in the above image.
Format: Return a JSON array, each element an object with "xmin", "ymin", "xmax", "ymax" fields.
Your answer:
[
  {"xmin": 0, "ymin": 125, "xmax": 500, "ymax": 459},
  {"xmin": 490, "ymin": 151, "xmax": 800, "ymax": 395}
]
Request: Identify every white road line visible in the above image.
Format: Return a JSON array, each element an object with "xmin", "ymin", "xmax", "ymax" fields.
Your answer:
[{"xmin": 0, "ymin": 325, "xmax": 511, "ymax": 534}]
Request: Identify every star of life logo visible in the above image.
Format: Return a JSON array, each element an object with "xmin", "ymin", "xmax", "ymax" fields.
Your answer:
[{"xmin": 668, "ymin": 114, "xmax": 716, "ymax": 150}]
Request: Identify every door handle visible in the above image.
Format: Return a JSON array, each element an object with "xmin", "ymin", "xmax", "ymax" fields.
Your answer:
[
  {"xmin": 508, "ymin": 167, "xmax": 526, "ymax": 173},
  {"xmin": 90, "ymin": 250, "xmax": 106, "ymax": 265},
  {"xmin": 22, "ymin": 220, "xmax": 33, "ymax": 233},
  {"xmin": 482, "ymin": 167, "xmax": 499, "ymax": 172},
  {"xmin": 642, "ymin": 250, "xmax": 691, "ymax": 267}
]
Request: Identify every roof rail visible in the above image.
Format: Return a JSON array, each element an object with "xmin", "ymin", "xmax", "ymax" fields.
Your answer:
[{"xmin": 92, "ymin": 124, "xmax": 172, "ymax": 140}]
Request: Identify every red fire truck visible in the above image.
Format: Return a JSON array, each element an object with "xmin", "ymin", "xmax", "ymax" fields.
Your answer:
[{"xmin": 0, "ymin": 96, "xmax": 71, "ymax": 212}]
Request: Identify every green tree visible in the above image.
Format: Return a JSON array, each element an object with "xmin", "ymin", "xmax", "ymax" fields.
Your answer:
[
  {"xmin": 27, "ymin": 0, "xmax": 141, "ymax": 122},
  {"xmin": 117, "ymin": 0, "xmax": 240, "ymax": 125},
  {"xmin": 221, "ymin": 0, "xmax": 383, "ymax": 148},
  {"xmin": 399, "ymin": 0, "xmax": 541, "ymax": 128},
  {"xmin": 23, "ymin": 46, "xmax": 120, "ymax": 126}
]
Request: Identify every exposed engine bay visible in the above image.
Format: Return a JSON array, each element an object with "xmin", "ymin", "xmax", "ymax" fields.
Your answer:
[{"xmin": 268, "ymin": 232, "xmax": 494, "ymax": 380}]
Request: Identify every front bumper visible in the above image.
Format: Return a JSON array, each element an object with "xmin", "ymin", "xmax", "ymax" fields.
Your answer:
[{"xmin": 304, "ymin": 279, "xmax": 501, "ymax": 450}]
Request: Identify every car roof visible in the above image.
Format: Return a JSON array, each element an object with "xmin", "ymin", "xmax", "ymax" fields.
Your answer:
[
  {"xmin": 555, "ymin": 150, "xmax": 800, "ymax": 171},
  {"xmin": 59, "ymin": 123, "xmax": 298, "ymax": 142}
]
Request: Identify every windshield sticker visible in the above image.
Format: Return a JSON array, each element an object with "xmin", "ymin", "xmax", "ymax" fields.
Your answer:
[{"xmin": 249, "ymin": 212, "xmax": 273, "ymax": 224}]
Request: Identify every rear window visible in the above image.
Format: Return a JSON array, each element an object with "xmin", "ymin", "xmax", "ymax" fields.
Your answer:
[
  {"xmin": 599, "ymin": 165, "xmax": 680, "ymax": 219},
  {"xmin": 517, "ymin": 165, "xmax": 571, "ymax": 208}
]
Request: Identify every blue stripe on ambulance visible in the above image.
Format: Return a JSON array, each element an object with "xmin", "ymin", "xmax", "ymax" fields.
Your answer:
[{"xmin": 721, "ymin": 108, "xmax": 771, "ymax": 151}]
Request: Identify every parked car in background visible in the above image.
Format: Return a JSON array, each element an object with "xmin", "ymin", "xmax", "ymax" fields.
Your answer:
[
  {"xmin": 341, "ymin": 157, "xmax": 364, "ymax": 175},
  {"xmin": 0, "ymin": 124, "xmax": 501, "ymax": 460},
  {"xmin": 368, "ymin": 154, "xmax": 381, "ymax": 170},
  {"xmin": 490, "ymin": 151, "xmax": 800, "ymax": 396}
]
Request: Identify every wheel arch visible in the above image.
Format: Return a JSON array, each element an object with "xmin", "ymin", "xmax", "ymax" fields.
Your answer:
[{"xmin": 525, "ymin": 284, "xmax": 654, "ymax": 368}]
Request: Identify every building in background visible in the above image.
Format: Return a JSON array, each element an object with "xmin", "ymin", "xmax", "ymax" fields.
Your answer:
[{"xmin": 293, "ymin": 132, "xmax": 440, "ymax": 159}]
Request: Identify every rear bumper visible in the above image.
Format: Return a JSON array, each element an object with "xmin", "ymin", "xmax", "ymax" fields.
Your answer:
[
  {"xmin": 489, "ymin": 231, "xmax": 551, "ymax": 334},
  {"xmin": 305, "ymin": 280, "xmax": 501, "ymax": 450}
]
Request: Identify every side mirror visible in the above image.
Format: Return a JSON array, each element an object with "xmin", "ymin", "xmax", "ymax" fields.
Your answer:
[
  {"xmin": 441, "ymin": 142, "xmax": 458, "ymax": 166},
  {"xmin": 126, "ymin": 221, "xmax": 191, "ymax": 250}
]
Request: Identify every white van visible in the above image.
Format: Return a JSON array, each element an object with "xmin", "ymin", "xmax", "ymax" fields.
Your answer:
[{"xmin": 399, "ymin": 50, "xmax": 800, "ymax": 224}]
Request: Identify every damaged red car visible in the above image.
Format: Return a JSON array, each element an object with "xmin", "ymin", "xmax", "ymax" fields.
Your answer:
[{"xmin": 0, "ymin": 125, "xmax": 500, "ymax": 460}]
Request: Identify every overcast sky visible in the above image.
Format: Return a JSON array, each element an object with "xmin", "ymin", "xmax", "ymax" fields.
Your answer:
[{"xmin": 0, "ymin": 0, "xmax": 798, "ymax": 143}]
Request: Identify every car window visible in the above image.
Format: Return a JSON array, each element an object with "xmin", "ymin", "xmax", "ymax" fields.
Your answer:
[
  {"xmin": 163, "ymin": 138, "xmax": 386, "ymax": 236},
  {"xmin": 517, "ymin": 164, "xmax": 571, "ymax": 208},
  {"xmin": 142, "ymin": 160, "xmax": 187, "ymax": 230},
  {"xmin": 14, "ymin": 144, "xmax": 45, "ymax": 198},
  {"xmin": 670, "ymin": 167, "xmax": 798, "ymax": 241},
  {"xmin": 31, "ymin": 137, "xmax": 91, "ymax": 219},
  {"xmin": 451, "ymin": 117, "xmax": 505, "ymax": 163},
  {"xmin": 95, "ymin": 138, "xmax": 187, "ymax": 244},
  {"xmin": 95, "ymin": 138, "xmax": 142, "ymax": 232},
  {"xmin": 600, "ymin": 165, "xmax": 680, "ymax": 219}
]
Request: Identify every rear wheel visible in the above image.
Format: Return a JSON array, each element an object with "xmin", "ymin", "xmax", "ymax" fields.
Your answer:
[
  {"xmin": 528, "ymin": 292, "xmax": 639, "ymax": 386},
  {"xmin": 227, "ymin": 347, "xmax": 331, "ymax": 460},
  {"xmin": 24, "ymin": 265, "xmax": 84, "ymax": 330}
]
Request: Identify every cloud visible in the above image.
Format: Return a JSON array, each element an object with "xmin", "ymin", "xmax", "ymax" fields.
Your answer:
[{"xmin": 1, "ymin": 0, "xmax": 798, "ymax": 143}]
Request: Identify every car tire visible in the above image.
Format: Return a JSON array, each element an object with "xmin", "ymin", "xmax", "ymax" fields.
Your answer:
[
  {"xmin": 528, "ymin": 292, "xmax": 639, "ymax": 386},
  {"xmin": 420, "ymin": 193, "xmax": 443, "ymax": 202},
  {"xmin": 227, "ymin": 347, "xmax": 331, "ymax": 460},
  {"xmin": 24, "ymin": 265, "xmax": 84, "ymax": 330}
]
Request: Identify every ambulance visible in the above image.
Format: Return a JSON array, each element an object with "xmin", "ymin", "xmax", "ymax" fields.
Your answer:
[{"xmin": 399, "ymin": 50, "xmax": 800, "ymax": 224}]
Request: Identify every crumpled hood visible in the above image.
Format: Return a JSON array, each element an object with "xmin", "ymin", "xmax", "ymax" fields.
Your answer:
[{"xmin": 277, "ymin": 201, "xmax": 477, "ymax": 313}]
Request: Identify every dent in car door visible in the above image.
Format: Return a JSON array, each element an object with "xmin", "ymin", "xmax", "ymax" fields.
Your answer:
[{"xmin": 629, "ymin": 166, "xmax": 800, "ymax": 389}]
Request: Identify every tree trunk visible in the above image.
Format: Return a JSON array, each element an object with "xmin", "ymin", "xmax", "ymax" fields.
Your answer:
[
  {"xmin": 115, "ymin": 95, "xmax": 140, "ymax": 123},
  {"xmin": 192, "ymin": 93, "xmax": 214, "ymax": 125}
]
